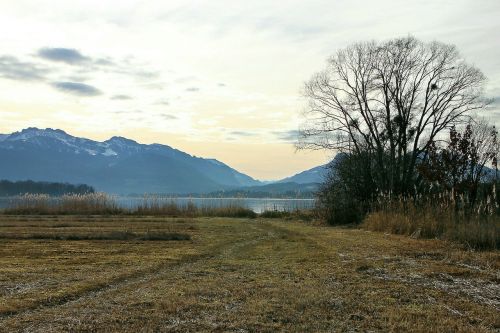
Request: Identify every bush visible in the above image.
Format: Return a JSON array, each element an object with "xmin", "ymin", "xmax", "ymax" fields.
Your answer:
[
  {"xmin": 316, "ymin": 152, "xmax": 376, "ymax": 225},
  {"xmin": 260, "ymin": 210, "xmax": 291, "ymax": 218}
]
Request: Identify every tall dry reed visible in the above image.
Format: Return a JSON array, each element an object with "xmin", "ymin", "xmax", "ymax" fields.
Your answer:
[
  {"xmin": 363, "ymin": 190, "xmax": 499, "ymax": 250},
  {"xmin": 4, "ymin": 193, "xmax": 123, "ymax": 215},
  {"xmin": 136, "ymin": 195, "xmax": 256, "ymax": 218},
  {"xmin": 3, "ymin": 193, "xmax": 257, "ymax": 218}
]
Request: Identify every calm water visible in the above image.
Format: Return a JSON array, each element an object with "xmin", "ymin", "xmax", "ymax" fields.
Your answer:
[
  {"xmin": 118, "ymin": 197, "xmax": 315, "ymax": 213},
  {"xmin": 0, "ymin": 196, "xmax": 315, "ymax": 213}
]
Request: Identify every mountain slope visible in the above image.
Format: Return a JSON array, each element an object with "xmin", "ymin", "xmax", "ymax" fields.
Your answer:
[
  {"xmin": 277, "ymin": 153, "xmax": 347, "ymax": 184},
  {"xmin": 0, "ymin": 128, "xmax": 260, "ymax": 194},
  {"xmin": 205, "ymin": 181, "xmax": 320, "ymax": 198},
  {"xmin": 278, "ymin": 165, "xmax": 328, "ymax": 184}
]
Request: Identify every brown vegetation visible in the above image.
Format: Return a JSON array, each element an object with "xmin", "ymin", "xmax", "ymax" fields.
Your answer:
[
  {"xmin": 3, "ymin": 193, "xmax": 257, "ymax": 218},
  {"xmin": 4, "ymin": 193, "xmax": 122, "ymax": 215},
  {"xmin": 0, "ymin": 215, "xmax": 498, "ymax": 332},
  {"xmin": 362, "ymin": 197, "xmax": 499, "ymax": 250}
]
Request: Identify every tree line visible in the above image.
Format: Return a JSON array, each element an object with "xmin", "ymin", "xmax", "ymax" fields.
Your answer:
[{"xmin": 0, "ymin": 180, "xmax": 95, "ymax": 196}]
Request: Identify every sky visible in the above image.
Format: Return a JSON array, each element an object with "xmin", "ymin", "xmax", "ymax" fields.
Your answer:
[{"xmin": 0, "ymin": 0, "xmax": 499, "ymax": 180}]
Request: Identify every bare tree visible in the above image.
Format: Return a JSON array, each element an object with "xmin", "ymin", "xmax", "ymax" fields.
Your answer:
[{"xmin": 298, "ymin": 36, "xmax": 487, "ymax": 194}]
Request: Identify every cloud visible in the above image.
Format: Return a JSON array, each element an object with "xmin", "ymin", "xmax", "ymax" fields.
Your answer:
[
  {"xmin": 111, "ymin": 94, "xmax": 132, "ymax": 100},
  {"xmin": 51, "ymin": 82, "xmax": 102, "ymax": 96},
  {"xmin": 94, "ymin": 58, "xmax": 115, "ymax": 66},
  {"xmin": 490, "ymin": 96, "xmax": 500, "ymax": 105},
  {"xmin": 159, "ymin": 113, "xmax": 178, "ymax": 120},
  {"xmin": 229, "ymin": 130, "xmax": 257, "ymax": 137},
  {"xmin": 273, "ymin": 130, "xmax": 299, "ymax": 142},
  {"xmin": 38, "ymin": 47, "xmax": 89, "ymax": 64},
  {"xmin": 37, "ymin": 47, "xmax": 157, "ymax": 82},
  {"xmin": 111, "ymin": 110, "xmax": 143, "ymax": 115},
  {"xmin": 175, "ymin": 76, "xmax": 197, "ymax": 83},
  {"xmin": 485, "ymin": 96, "xmax": 500, "ymax": 112},
  {"xmin": 154, "ymin": 99, "xmax": 170, "ymax": 106},
  {"xmin": 0, "ymin": 55, "xmax": 49, "ymax": 81}
]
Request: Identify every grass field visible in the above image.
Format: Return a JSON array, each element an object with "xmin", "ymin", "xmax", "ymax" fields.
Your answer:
[{"xmin": 0, "ymin": 215, "xmax": 498, "ymax": 332}]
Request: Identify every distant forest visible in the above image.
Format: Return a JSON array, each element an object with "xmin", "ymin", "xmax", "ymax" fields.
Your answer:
[
  {"xmin": 0, "ymin": 180, "xmax": 95, "ymax": 196},
  {"xmin": 200, "ymin": 182, "xmax": 319, "ymax": 199}
]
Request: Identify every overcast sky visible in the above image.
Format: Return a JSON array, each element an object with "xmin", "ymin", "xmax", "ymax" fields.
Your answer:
[{"xmin": 0, "ymin": 0, "xmax": 499, "ymax": 179}]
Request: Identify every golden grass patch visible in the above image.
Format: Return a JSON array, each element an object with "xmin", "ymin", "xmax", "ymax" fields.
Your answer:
[{"xmin": 0, "ymin": 216, "xmax": 498, "ymax": 332}]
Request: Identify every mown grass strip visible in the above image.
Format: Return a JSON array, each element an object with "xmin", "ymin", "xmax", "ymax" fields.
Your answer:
[{"xmin": 0, "ymin": 231, "xmax": 191, "ymax": 241}]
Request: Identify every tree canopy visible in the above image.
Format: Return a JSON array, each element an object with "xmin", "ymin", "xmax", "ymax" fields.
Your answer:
[{"xmin": 299, "ymin": 36, "xmax": 487, "ymax": 194}]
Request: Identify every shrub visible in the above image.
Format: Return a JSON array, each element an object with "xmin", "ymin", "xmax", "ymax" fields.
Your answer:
[
  {"xmin": 315, "ymin": 152, "xmax": 375, "ymax": 225},
  {"xmin": 260, "ymin": 210, "xmax": 291, "ymax": 218},
  {"xmin": 260, "ymin": 209, "xmax": 315, "ymax": 221}
]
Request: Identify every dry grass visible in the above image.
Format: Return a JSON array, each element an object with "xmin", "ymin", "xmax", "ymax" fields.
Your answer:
[
  {"xmin": 0, "ymin": 215, "xmax": 498, "ymax": 332},
  {"xmin": 363, "ymin": 198, "xmax": 499, "ymax": 250},
  {"xmin": 136, "ymin": 199, "xmax": 257, "ymax": 218},
  {"xmin": 4, "ymin": 193, "xmax": 123, "ymax": 215},
  {"xmin": 259, "ymin": 209, "xmax": 315, "ymax": 221},
  {"xmin": 4, "ymin": 193, "xmax": 258, "ymax": 218},
  {"xmin": 0, "ymin": 230, "xmax": 190, "ymax": 241}
]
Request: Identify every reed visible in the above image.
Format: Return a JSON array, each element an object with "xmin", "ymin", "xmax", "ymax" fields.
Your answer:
[
  {"xmin": 363, "ymin": 190, "xmax": 499, "ymax": 250},
  {"xmin": 3, "ymin": 193, "xmax": 123, "ymax": 215},
  {"xmin": 3, "ymin": 193, "xmax": 257, "ymax": 218},
  {"xmin": 134, "ymin": 195, "xmax": 257, "ymax": 218}
]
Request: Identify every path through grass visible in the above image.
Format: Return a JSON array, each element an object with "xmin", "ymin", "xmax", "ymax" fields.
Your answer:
[{"xmin": 0, "ymin": 216, "xmax": 498, "ymax": 332}]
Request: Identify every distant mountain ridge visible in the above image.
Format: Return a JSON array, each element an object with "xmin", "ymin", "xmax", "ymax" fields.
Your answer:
[
  {"xmin": 278, "ymin": 165, "xmax": 328, "ymax": 184},
  {"xmin": 203, "ymin": 181, "xmax": 320, "ymax": 199},
  {"xmin": 276, "ymin": 154, "xmax": 346, "ymax": 184},
  {"xmin": 0, "ymin": 127, "xmax": 260, "ymax": 194}
]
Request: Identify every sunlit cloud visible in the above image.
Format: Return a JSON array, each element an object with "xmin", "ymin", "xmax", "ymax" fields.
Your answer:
[
  {"xmin": 159, "ymin": 113, "xmax": 178, "ymax": 120},
  {"xmin": 229, "ymin": 130, "xmax": 257, "ymax": 137},
  {"xmin": 273, "ymin": 130, "xmax": 299, "ymax": 143},
  {"xmin": 111, "ymin": 94, "xmax": 133, "ymax": 100}
]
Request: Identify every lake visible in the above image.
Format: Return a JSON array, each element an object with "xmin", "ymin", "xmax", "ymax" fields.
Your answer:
[
  {"xmin": 118, "ymin": 197, "xmax": 316, "ymax": 213},
  {"xmin": 0, "ymin": 196, "xmax": 316, "ymax": 213}
]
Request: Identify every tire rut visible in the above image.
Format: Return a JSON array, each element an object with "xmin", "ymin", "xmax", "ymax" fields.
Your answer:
[{"xmin": 0, "ymin": 220, "xmax": 280, "ymax": 323}]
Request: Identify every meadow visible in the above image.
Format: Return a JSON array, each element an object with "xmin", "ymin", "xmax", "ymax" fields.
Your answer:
[{"xmin": 0, "ymin": 214, "xmax": 498, "ymax": 332}]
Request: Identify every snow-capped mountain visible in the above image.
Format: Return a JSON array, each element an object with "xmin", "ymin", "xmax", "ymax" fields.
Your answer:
[{"xmin": 0, "ymin": 128, "xmax": 260, "ymax": 194}]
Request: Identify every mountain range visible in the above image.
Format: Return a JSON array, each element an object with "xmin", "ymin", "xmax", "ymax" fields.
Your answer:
[
  {"xmin": 278, "ymin": 164, "xmax": 329, "ymax": 184},
  {"xmin": 0, "ymin": 128, "xmax": 328, "ymax": 194}
]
